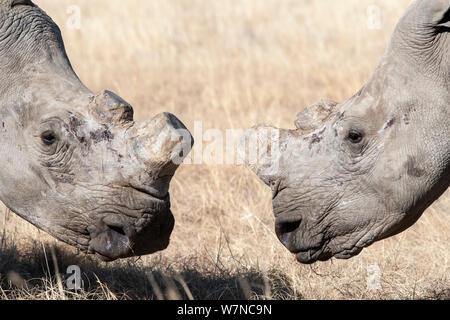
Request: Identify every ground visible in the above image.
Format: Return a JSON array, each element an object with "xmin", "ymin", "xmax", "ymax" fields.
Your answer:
[{"xmin": 0, "ymin": 0, "xmax": 448, "ymax": 300}]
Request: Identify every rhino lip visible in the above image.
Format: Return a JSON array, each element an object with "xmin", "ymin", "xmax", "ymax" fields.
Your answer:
[
  {"xmin": 87, "ymin": 199, "xmax": 171, "ymax": 261},
  {"xmin": 88, "ymin": 222, "xmax": 132, "ymax": 262},
  {"xmin": 295, "ymin": 248, "xmax": 325, "ymax": 264},
  {"xmin": 274, "ymin": 215, "xmax": 330, "ymax": 264}
]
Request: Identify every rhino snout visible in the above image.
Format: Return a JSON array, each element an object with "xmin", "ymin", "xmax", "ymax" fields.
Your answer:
[{"xmin": 88, "ymin": 200, "xmax": 175, "ymax": 261}]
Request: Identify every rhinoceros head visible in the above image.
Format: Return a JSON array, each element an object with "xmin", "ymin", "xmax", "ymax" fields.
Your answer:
[
  {"xmin": 239, "ymin": 0, "xmax": 449, "ymax": 263},
  {"xmin": 0, "ymin": 0, "xmax": 193, "ymax": 261}
]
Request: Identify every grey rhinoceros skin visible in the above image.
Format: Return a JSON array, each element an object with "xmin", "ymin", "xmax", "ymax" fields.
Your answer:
[
  {"xmin": 0, "ymin": 0, "xmax": 193, "ymax": 261},
  {"xmin": 240, "ymin": 0, "xmax": 450, "ymax": 263}
]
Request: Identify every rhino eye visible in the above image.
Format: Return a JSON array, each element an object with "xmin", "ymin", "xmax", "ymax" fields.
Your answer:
[
  {"xmin": 347, "ymin": 130, "xmax": 363, "ymax": 144},
  {"xmin": 41, "ymin": 130, "xmax": 57, "ymax": 145}
]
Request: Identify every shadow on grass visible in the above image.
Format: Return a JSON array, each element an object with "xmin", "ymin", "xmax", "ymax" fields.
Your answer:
[{"xmin": 0, "ymin": 239, "xmax": 297, "ymax": 300}]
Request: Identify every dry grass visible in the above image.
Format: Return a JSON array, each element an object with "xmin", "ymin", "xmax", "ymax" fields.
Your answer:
[{"xmin": 0, "ymin": 0, "xmax": 448, "ymax": 300}]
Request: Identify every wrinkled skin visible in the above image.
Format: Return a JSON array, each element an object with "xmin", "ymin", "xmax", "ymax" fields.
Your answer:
[
  {"xmin": 0, "ymin": 0, "xmax": 193, "ymax": 261},
  {"xmin": 240, "ymin": 0, "xmax": 449, "ymax": 263}
]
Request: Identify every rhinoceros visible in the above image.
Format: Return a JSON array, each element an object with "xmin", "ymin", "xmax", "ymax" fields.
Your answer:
[
  {"xmin": 240, "ymin": 0, "xmax": 449, "ymax": 263},
  {"xmin": 0, "ymin": 0, "xmax": 193, "ymax": 261}
]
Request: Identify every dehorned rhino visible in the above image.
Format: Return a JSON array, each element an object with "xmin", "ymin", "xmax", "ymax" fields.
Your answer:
[
  {"xmin": 239, "ymin": 0, "xmax": 449, "ymax": 263},
  {"xmin": 0, "ymin": 0, "xmax": 193, "ymax": 261}
]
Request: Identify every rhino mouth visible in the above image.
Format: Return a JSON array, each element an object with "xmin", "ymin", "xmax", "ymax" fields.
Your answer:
[
  {"xmin": 276, "ymin": 217, "xmax": 367, "ymax": 264},
  {"xmin": 294, "ymin": 248, "xmax": 332, "ymax": 264},
  {"xmin": 294, "ymin": 246, "xmax": 364, "ymax": 263},
  {"xmin": 88, "ymin": 208, "xmax": 174, "ymax": 262},
  {"xmin": 275, "ymin": 216, "xmax": 329, "ymax": 264},
  {"xmin": 287, "ymin": 241, "xmax": 363, "ymax": 264},
  {"xmin": 87, "ymin": 188, "xmax": 174, "ymax": 262}
]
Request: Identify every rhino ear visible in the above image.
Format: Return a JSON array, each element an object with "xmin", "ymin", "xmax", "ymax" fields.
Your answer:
[
  {"xmin": 294, "ymin": 99, "xmax": 337, "ymax": 133},
  {"xmin": 437, "ymin": 6, "xmax": 450, "ymax": 28}
]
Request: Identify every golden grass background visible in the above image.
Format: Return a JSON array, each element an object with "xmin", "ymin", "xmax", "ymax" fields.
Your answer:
[{"xmin": 0, "ymin": 0, "xmax": 448, "ymax": 299}]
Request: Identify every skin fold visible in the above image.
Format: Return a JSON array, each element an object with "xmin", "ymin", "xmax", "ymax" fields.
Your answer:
[
  {"xmin": 240, "ymin": 0, "xmax": 449, "ymax": 263},
  {"xmin": 0, "ymin": 0, "xmax": 193, "ymax": 261}
]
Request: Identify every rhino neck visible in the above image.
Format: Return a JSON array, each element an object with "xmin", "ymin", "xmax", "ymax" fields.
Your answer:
[
  {"xmin": 360, "ymin": 16, "xmax": 449, "ymax": 117},
  {"xmin": 0, "ymin": 5, "xmax": 90, "ymax": 101},
  {"xmin": 386, "ymin": 0, "xmax": 450, "ymax": 86},
  {"xmin": 390, "ymin": 28, "xmax": 449, "ymax": 85}
]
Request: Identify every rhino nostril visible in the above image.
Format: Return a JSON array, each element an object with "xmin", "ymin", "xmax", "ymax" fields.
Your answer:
[
  {"xmin": 275, "ymin": 219, "xmax": 301, "ymax": 249},
  {"xmin": 278, "ymin": 220, "xmax": 301, "ymax": 234},
  {"xmin": 108, "ymin": 225, "xmax": 126, "ymax": 236}
]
